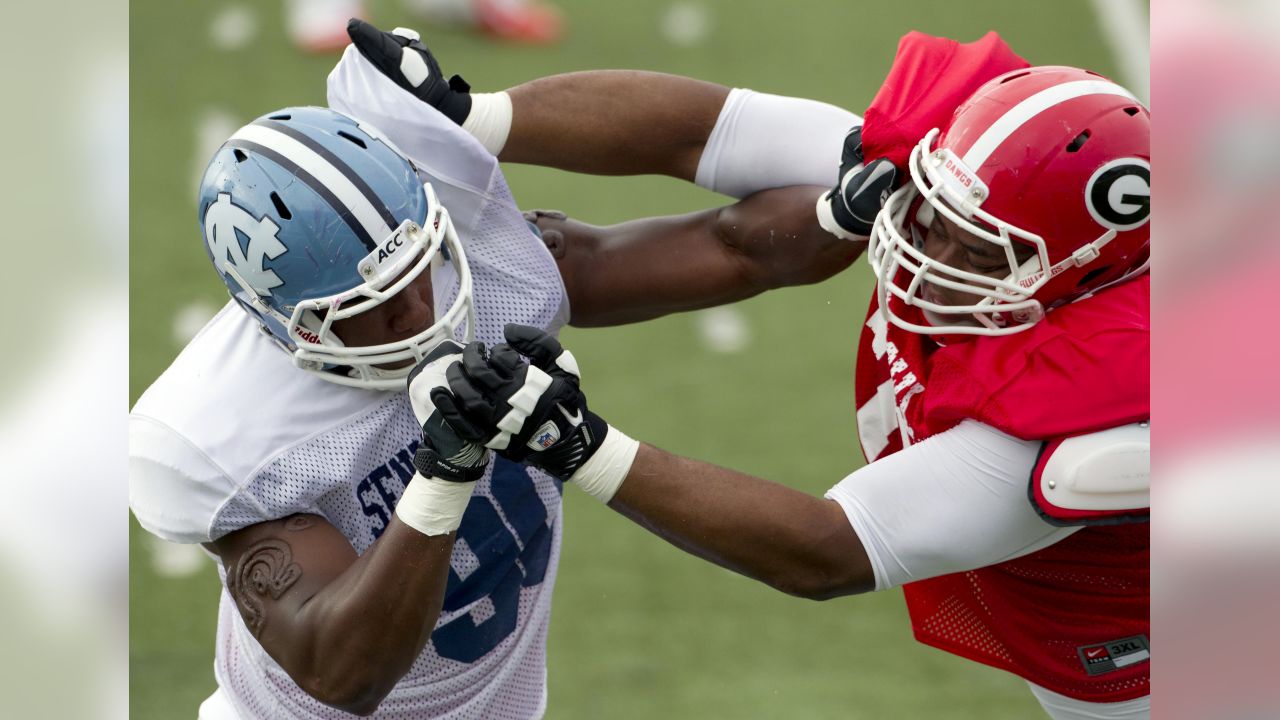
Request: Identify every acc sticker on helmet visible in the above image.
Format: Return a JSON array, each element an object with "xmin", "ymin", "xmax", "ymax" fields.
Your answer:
[{"xmin": 1085, "ymin": 159, "xmax": 1151, "ymax": 232}]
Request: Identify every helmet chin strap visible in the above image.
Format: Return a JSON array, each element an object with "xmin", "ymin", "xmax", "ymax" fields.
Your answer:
[
  {"xmin": 364, "ymin": 362, "xmax": 415, "ymax": 381},
  {"xmin": 1046, "ymin": 228, "xmax": 1119, "ymax": 280}
]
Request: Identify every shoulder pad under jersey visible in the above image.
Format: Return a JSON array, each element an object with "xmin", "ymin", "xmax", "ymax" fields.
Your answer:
[{"xmin": 1030, "ymin": 422, "xmax": 1150, "ymax": 526}]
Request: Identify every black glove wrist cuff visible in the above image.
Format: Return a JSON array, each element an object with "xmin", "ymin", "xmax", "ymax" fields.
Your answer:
[
  {"xmin": 413, "ymin": 446, "xmax": 487, "ymax": 483},
  {"xmin": 438, "ymin": 79, "xmax": 473, "ymax": 126}
]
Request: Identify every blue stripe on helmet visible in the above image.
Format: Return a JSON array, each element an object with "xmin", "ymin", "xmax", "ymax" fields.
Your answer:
[
  {"xmin": 255, "ymin": 119, "xmax": 400, "ymax": 234},
  {"xmin": 224, "ymin": 137, "xmax": 379, "ymax": 252}
]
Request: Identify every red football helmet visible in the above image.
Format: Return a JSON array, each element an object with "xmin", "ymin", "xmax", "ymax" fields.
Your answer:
[{"xmin": 868, "ymin": 66, "xmax": 1151, "ymax": 336}]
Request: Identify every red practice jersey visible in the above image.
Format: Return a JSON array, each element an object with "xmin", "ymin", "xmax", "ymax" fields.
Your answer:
[{"xmin": 853, "ymin": 275, "xmax": 1150, "ymax": 702}]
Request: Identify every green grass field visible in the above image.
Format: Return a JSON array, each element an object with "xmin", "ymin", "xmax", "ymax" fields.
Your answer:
[{"xmin": 130, "ymin": 1, "xmax": 1124, "ymax": 716}]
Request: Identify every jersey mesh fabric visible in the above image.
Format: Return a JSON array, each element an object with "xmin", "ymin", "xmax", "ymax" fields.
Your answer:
[
  {"xmin": 905, "ymin": 525, "xmax": 1150, "ymax": 700},
  {"xmin": 208, "ymin": 166, "xmax": 569, "ymax": 719},
  {"xmin": 853, "ymin": 278, "xmax": 1150, "ymax": 702}
]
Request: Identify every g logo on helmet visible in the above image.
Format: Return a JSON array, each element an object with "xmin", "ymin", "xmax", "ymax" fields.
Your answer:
[
  {"xmin": 1085, "ymin": 159, "xmax": 1151, "ymax": 232},
  {"xmin": 204, "ymin": 193, "xmax": 288, "ymax": 296}
]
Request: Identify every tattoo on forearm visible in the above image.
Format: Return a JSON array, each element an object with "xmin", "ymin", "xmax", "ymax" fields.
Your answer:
[{"xmin": 228, "ymin": 539, "xmax": 302, "ymax": 636}]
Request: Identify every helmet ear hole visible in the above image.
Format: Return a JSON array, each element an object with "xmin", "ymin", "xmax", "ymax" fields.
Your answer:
[
  {"xmin": 337, "ymin": 130, "xmax": 368, "ymax": 149},
  {"xmin": 269, "ymin": 192, "xmax": 292, "ymax": 220},
  {"xmin": 1066, "ymin": 131, "xmax": 1091, "ymax": 153}
]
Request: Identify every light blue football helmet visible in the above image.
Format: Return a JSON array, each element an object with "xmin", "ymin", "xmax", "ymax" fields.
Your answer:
[{"xmin": 197, "ymin": 106, "xmax": 474, "ymax": 389}]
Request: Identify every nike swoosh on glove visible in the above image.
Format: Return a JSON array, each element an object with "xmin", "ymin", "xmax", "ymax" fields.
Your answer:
[{"xmin": 815, "ymin": 125, "xmax": 900, "ymax": 241}]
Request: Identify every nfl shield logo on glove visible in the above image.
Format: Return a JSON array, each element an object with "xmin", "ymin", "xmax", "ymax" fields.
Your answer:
[{"xmin": 527, "ymin": 420, "xmax": 561, "ymax": 451}]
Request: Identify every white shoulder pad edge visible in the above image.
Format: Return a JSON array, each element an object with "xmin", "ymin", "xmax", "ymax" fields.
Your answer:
[{"xmin": 1041, "ymin": 422, "xmax": 1149, "ymax": 512}]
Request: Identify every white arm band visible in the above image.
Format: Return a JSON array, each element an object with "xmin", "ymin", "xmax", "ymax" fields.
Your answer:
[
  {"xmin": 458, "ymin": 87, "xmax": 858, "ymax": 195},
  {"xmin": 462, "ymin": 91, "xmax": 514, "ymax": 156},
  {"xmin": 570, "ymin": 425, "xmax": 640, "ymax": 503},
  {"xmin": 395, "ymin": 474, "xmax": 476, "ymax": 536},
  {"xmin": 695, "ymin": 88, "xmax": 862, "ymax": 198},
  {"xmin": 825, "ymin": 420, "xmax": 1078, "ymax": 591}
]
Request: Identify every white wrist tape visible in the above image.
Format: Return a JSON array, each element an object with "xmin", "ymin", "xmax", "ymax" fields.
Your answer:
[
  {"xmin": 461, "ymin": 91, "xmax": 513, "ymax": 156},
  {"xmin": 395, "ymin": 473, "xmax": 477, "ymax": 536},
  {"xmin": 570, "ymin": 426, "xmax": 640, "ymax": 503}
]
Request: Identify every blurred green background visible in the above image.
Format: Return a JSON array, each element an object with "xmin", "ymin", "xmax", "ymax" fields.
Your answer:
[{"xmin": 130, "ymin": 1, "xmax": 1127, "ymax": 717}]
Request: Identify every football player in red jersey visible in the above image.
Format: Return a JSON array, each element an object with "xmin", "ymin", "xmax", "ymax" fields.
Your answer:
[{"xmin": 350, "ymin": 23, "xmax": 1151, "ymax": 719}]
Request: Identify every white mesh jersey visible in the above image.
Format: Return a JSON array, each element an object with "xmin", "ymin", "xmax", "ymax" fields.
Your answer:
[{"xmin": 131, "ymin": 49, "xmax": 570, "ymax": 719}]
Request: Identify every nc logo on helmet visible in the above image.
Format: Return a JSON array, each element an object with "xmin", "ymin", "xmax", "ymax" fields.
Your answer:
[
  {"xmin": 204, "ymin": 193, "xmax": 288, "ymax": 296},
  {"xmin": 1086, "ymin": 159, "xmax": 1151, "ymax": 232}
]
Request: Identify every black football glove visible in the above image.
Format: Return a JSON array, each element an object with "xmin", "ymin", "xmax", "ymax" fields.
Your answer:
[
  {"xmin": 406, "ymin": 340, "xmax": 492, "ymax": 482},
  {"xmin": 815, "ymin": 125, "xmax": 900, "ymax": 240},
  {"xmin": 347, "ymin": 19, "xmax": 473, "ymax": 126},
  {"xmin": 430, "ymin": 325, "xmax": 609, "ymax": 481}
]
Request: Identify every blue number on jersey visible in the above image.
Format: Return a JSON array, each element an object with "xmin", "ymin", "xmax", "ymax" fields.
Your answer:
[{"xmin": 431, "ymin": 457, "xmax": 559, "ymax": 663}]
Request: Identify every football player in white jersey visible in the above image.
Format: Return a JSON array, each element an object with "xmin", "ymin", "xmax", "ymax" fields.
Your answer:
[{"xmin": 129, "ymin": 38, "xmax": 853, "ymax": 720}]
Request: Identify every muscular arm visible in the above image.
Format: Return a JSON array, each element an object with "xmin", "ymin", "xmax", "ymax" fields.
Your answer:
[
  {"xmin": 502, "ymin": 71, "xmax": 729, "ymax": 180},
  {"xmin": 339, "ymin": 25, "xmax": 856, "ymax": 191},
  {"xmin": 609, "ymin": 444, "xmax": 874, "ymax": 599},
  {"xmin": 538, "ymin": 185, "xmax": 864, "ymax": 327},
  {"xmin": 607, "ymin": 422, "xmax": 1069, "ymax": 600},
  {"xmin": 207, "ymin": 514, "xmax": 455, "ymax": 716}
]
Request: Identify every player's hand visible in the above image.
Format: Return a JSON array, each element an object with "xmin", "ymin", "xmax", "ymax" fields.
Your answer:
[
  {"xmin": 815, "ymin": 126, "xmax": 900, "ymax": 241},
  {"xmin": 430, "ymin": 325, "xmax": 610, "ymax": 481},
  {"xmin": 407, "ymin": 340, "xmax": 492, "ymax": 482},
  {"xmin": 522, "ymin": 209, "xmax": 571, "ymax": 258},
  {"xmin": 522, "ymin": 209, "xmax": 567, "ymax": 225},
  {"xmin": 346, "ymin": 19, "xmax": 473, "ymax": 126}
]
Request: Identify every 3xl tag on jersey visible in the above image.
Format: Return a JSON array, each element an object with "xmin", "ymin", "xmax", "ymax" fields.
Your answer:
[{"xmin": 1077, "ymin": 635, "xmax": 1150, "ymax": 676}]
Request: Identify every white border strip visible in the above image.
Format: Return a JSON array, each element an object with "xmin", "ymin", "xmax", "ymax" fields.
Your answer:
[
  {"xmin": 230, "ymin": 123, "xmax": 394, "ymax": 242},
  {"xmin": 962, "ymin": 80, "xmax": 1139, "ymax": 171},
  {"xmin": 1088, "ymin": 0, "xmax": 1150, "ymax": 104}
]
